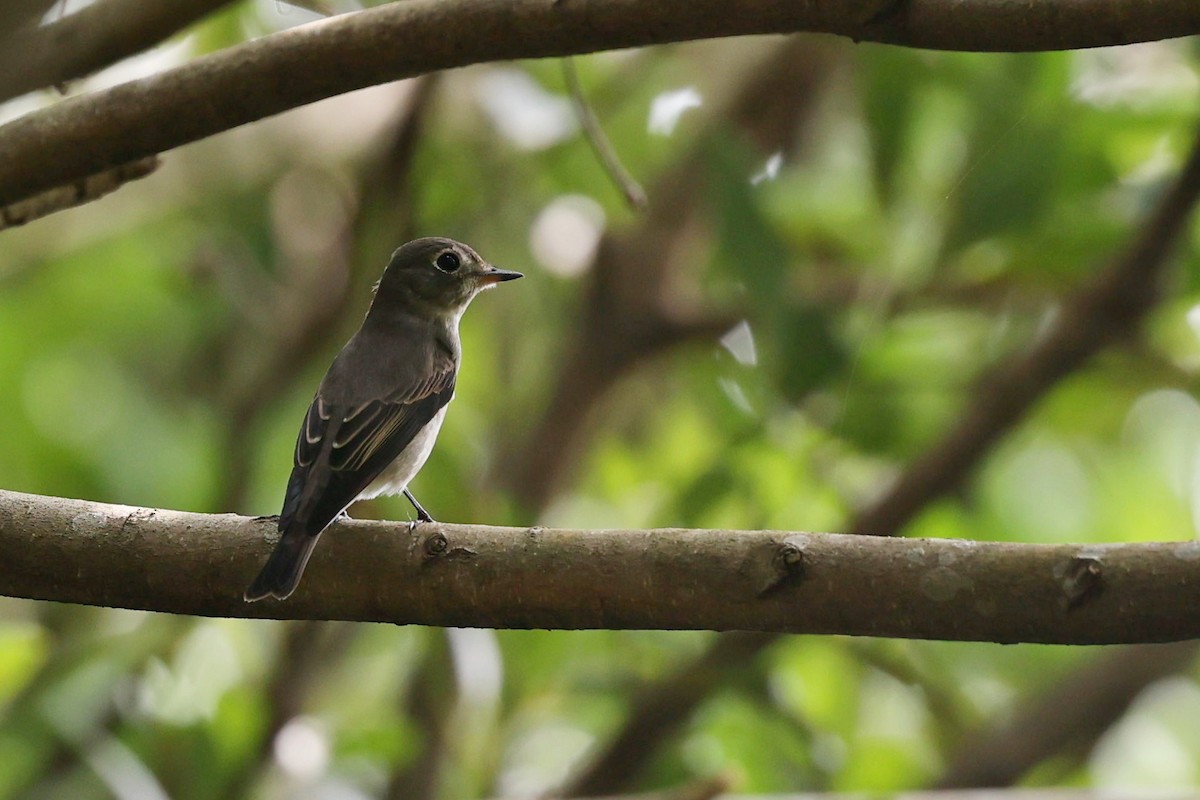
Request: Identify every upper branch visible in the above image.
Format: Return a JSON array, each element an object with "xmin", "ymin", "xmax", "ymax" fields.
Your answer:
[
  {"xmin": 0, "ymin": 0, "xmax": 1197, "ymax": 208},
  {"xmin": 4, "ymin": 488, "xmax": 1200, "ymax": 644},
  {"xmin": 0, "ymin": 0, "xmax": 237, "ymax": 104}
]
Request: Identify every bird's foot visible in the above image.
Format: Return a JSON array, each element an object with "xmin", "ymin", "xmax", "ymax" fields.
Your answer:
[{"xmin": 403, "ymin": 488, "xmax": 435, "ymax": 524}]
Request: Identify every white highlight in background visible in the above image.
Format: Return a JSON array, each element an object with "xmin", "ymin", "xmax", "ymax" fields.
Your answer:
[
  {"xmin": 648, "ymin": 87, "xmax": 702, "ymax": 136},
  {"xmin": 530, "ymin": 195, "xmax": 606, "ymax": 278},
  {"xmin": 475, "ymin": 68, "xmax": 577, "ymax": 150},
  {"xmin": 274, "ymin": 716, "xmax": 331, "ymax": 781},
  {"xmin": 751, "ymin": 152, "xmax": 784, "ymax": 185},
  {"xmin": 719, "ymin": 320, "xmax": 758, "ymax": 366}
]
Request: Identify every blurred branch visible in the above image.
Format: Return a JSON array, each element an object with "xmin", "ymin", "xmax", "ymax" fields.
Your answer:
[
  {"xmin": 561, "ymin": 57, "xmax": 647, "ymax": 212},
  {"xmin": 537, "ymin": 775, "xmax": 731, "ymax": 800},
  {"xmin": 6, "ymin": 487, "xmax": 1200, "ymax": 643},
  {"xmin": 0, "ymin": 0, "xmax": 237, "ymax": 104},
  {"xmin": 935, "ymin": 642, "xmax": 1200, "ymax": 788},
  {"xmin": 558, "ymin": 120, "xmax": 1200, "ymax": 795},
  {"xmin": 384, "ymin": 630, "xmax": 456, "ymax": 800},
  {"xmin": 1, "ymin": 0, "xmax": 1198, "ymax": 212},
  {"xmin": 587, "ymin": 793, "xmax": 1200, "ymax": 800},
  {"xmin": 854, "ymin": 116, "xmax": 1200, "ymax": 535},
  {"xmin": 0, "ymin": 0, "xmax": 59, "ymax": 39},
  {"xmin": 0, "ymin": 156, "xmax": 158, "ymax": 230},
  {"xmin": 846, "ymin": 640, "xmax": 973, "ymax": 745},
  {"xmin": 563, "ymin": 633, "xmax": 771, "ymax": 797},
  {"xmin": 0, "ymin": 616, "xmax": 185, "ymax": 799},
  {"xmin": 507, "ymin": 38, "xmax": 837, "ymax": 510},
  {"xmin": 219, "ymin": 621, "xmax": 355, "ymax": 798}
]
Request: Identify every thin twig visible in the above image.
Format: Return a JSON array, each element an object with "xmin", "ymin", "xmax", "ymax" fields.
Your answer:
[{"xmin": 562, "ymin": 57, "xmax": 647, "ymax": 212}]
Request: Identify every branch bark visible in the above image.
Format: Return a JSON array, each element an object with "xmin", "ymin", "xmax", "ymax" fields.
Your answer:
[
  {"xmin": 0, "ymin": 155, "xmax": 158, "ymax": 230},
  {"xmin": 0, "ymin": 0, "xmax": 1198, "ymax": 209},
  {"xmin": 0, "ymin": 0, "xmax": 237, "ymax": 104},
  {"xmin": 4, "ymin": 488, "xmax": 1200, "ymax": 644}
]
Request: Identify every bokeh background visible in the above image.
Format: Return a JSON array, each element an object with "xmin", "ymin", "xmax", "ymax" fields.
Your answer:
[{"xmin": 1, "ymin": 2, "xmax": 1200, "ymax": 797}]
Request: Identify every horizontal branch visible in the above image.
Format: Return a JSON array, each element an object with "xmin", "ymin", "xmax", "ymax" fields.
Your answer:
[
  {"xmin": 4, "ymin": 488, "xmax": 1200, "ymax": 644},
  {"xmin": 0, "ymin": 0, "xmax": 1198, "ymax": 208}
]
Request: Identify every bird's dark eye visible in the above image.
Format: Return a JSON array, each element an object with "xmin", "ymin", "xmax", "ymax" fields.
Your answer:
[{"xmin": 435, "ymin": 251, "xmax": 461, "ymax": 273}]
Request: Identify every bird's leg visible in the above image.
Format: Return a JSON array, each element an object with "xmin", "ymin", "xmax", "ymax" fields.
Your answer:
[{"xmin": 403, "ymin": 488, "xmax": 435, "ymax": 524}]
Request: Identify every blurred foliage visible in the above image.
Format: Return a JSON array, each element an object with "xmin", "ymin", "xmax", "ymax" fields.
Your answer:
[{"xmin": 1, "ymin": 1, "xmax": 1200, "ymax": 797}]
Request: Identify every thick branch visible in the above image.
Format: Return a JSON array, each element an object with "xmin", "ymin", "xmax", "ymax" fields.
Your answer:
[
  {"xmin": 4, "ymin": 488, "xmax": 1200, "ymax": 644},
  {"xmin": 0, "ymin": 0, "xmax": 1198, "ymax": 209}
]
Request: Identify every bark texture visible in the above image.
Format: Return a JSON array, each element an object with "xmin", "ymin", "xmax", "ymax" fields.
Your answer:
[{"xmin": 3, "ymin": 488, "xmax": 1200, "ymax": 643}]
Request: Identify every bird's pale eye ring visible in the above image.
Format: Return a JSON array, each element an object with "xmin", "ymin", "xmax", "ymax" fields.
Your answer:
[{"xmin": 435, "ymin": 251, "xmax": 461, "ymax": 273}]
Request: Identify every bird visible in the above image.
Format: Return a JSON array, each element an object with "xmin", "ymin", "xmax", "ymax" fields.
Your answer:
[{"xmin": 244, "ymin": 237, "xmax": 523, "ymax": 601}]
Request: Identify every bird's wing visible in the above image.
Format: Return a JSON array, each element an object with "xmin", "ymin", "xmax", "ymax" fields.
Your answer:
[{"xmin": 280, "ymin": 361, "xmax": 456, "ymax": 536}]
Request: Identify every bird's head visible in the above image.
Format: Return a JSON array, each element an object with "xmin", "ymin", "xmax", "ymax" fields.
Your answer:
[{"xmin": 372, "ymin": 237, "xmax": 522, "ymax": 318}]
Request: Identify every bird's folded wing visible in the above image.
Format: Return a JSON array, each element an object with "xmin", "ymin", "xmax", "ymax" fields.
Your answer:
[{"xmin": 281, "ymin": 364, "xmax": 456, "ymax": 535}]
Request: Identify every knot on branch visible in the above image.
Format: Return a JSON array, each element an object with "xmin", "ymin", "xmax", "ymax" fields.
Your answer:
[
  {"xmin": 424, "ymin": 531, "xmax": 448, "ymax": 557},
  {"xmin": 422, "ymin": 529, "xmax": 476, "ymax": 563},
  {"xmin": 1058, "ymin": 554, "xmax": 1104, "ymax": 610},
  {"xmin": 759, "ymin": 539, "xmax": 807, "ymax": 597}
]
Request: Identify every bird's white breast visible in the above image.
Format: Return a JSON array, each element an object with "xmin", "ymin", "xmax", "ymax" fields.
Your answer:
[{"xmin": 357, "ymin": 405, "xmax": 448, "ymax": 501}]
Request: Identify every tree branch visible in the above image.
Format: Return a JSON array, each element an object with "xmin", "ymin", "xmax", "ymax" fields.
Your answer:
[
  {"xmin": 384, "ymin": 629, "xmax": 455, "ymax": 800},
  {"xmin": 0, "ymin": 0, "xmax": 1197, "ymax": 209},
  {"xmin": 0, "ymin": 0, "xmax": 237, "ymax": 104},
  {"xmin": 4, "ymin": 488, "xmax": 1200, "ymax": 643},
  {"xmin": 562, "ymin": 632, "xmax": 772, "ymax": 797},
  {"xmin": 0, "ymin": 0, "xmax": 59, "ymax": 41},
  {"xmin": 0, "ymin": 156, "xmax": 158, "ymax": 230}
]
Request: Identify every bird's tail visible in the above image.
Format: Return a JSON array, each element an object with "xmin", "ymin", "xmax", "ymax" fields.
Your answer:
[{"xmin": 244, "ymin": 529, "xmax": 320, "ymax": 602}]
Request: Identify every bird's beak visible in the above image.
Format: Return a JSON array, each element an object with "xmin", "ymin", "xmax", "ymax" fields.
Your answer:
[{"xmin": 481, "ymin": 267, "xmax": 524, "ymax": 285}]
